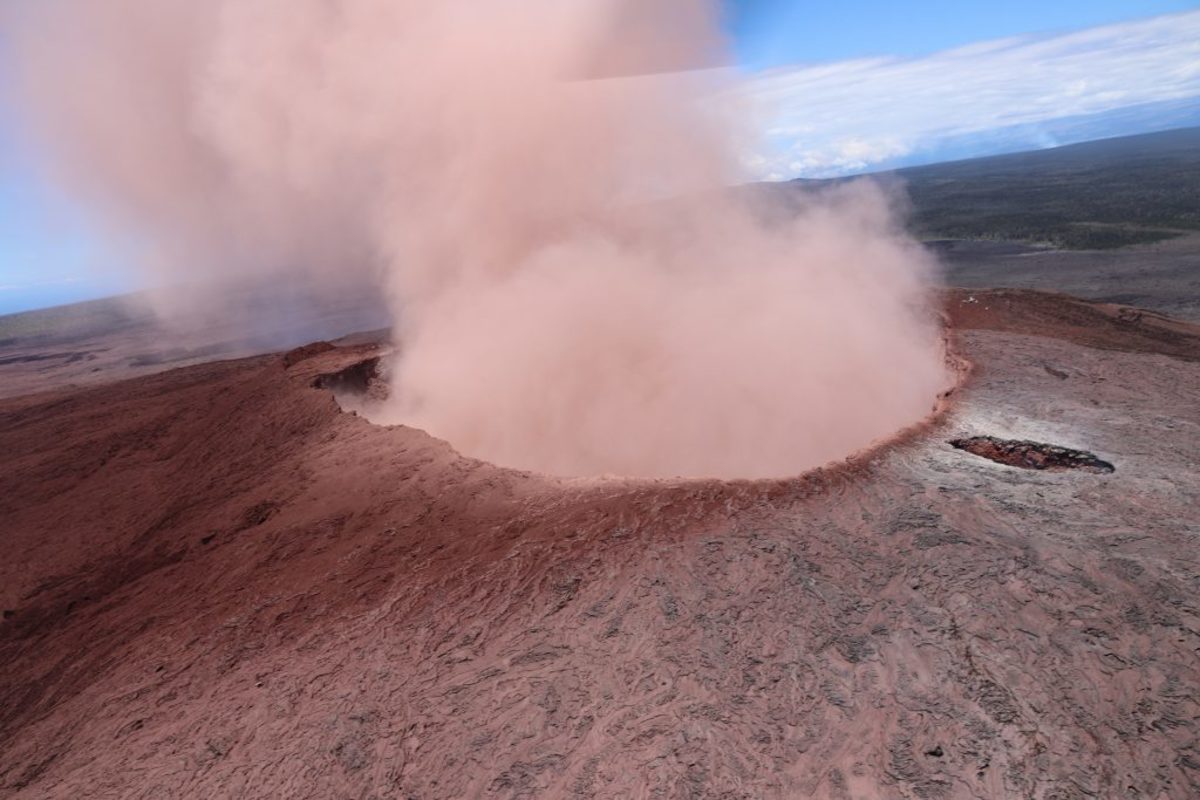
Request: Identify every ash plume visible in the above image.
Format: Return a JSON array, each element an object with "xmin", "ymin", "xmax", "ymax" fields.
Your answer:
[{"xmin": 3, "ymin": 0, "xmax": 951, "ymax": 478}]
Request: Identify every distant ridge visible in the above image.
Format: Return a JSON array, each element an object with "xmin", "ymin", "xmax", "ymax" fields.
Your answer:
[{"xmin": 777, "ymin": 126, "xmax": 1200, "ymax": 249}]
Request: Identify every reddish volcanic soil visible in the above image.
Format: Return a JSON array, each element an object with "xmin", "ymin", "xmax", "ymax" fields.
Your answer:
[{"xmin": 2, "ymin": 289, "xmax": 1200, "ymax": 799}]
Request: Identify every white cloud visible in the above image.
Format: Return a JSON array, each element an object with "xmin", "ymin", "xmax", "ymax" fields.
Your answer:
[
  {"xmin": 737, "ymin": 10, "xmax": 1200, "ymax": 179},
  {"xmin": 782, "ymin": 136, "xmax": 913, "ymax": 176}
]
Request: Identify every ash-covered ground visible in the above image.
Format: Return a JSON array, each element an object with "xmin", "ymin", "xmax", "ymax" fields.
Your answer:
[{"xmin": 2, "ymin": 289, "xmax": 1198, "ymax": 799}]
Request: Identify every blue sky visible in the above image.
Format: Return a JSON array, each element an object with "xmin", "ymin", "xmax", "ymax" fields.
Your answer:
[
  {"xmin": 1, "ymin": 1, "xmax": 1198, "ymax": 314},
  {"xmin": 726, "ymin": 0, "xmax": 1199, "ymax": 67},
  {"xmin": 0, "ymin": 112, "xmax": 125, "ymax": 314}
]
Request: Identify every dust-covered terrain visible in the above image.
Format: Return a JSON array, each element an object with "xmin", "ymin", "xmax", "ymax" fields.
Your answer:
[
  {"xmin": 2, "ymin": 290, "xmax": 1199, "ymax": 799},
  {"xmin": 0, "ymin": 288, "xmax": 387, "ymax": 400},
  {"xmin": 3, "ymin": 108, "xmax": 1200, "ymax": 799}
]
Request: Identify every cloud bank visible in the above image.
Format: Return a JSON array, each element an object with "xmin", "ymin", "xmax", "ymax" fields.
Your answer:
[{"xmin": 743, "ymin": 11, "xmax": 1200, "ymax": 178}]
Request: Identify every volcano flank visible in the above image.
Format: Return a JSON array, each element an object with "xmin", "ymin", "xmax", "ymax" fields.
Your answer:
[{"xmin": 2, "ymin": 289, "xmax": 1199, "ymax": 798}]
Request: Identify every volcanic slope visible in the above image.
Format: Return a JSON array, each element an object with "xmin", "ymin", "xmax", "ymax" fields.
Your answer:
[{"xmin": 2, "ymin": 290, "xmax": 1199, "ymax": 799}]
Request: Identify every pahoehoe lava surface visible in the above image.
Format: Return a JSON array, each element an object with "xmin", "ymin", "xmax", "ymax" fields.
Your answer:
[{"xmin": 2, "ymin": 290, "xmax": 1200, "ymax": 798}]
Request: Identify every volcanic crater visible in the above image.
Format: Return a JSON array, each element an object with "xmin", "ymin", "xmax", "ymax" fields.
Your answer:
[{"xmin": 314, "ymin": 345, "xmax": 965, "ymax": 482}]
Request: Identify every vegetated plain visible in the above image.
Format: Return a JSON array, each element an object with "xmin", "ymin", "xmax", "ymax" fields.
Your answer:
[
  {"xmin": 818, "ymin": 125, "xmax": 1200, "ymax": 250},
  {"xmin": 767, "ymin": 126, "xmax": 1200, "ymax": 321},
  {"xmin": 898, "ymin": 126, "xmax": 1200, "ymax": 321},
  {"xmin": 897, "ymin": 126, "xmax": 1200, "ymax": 249}
]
